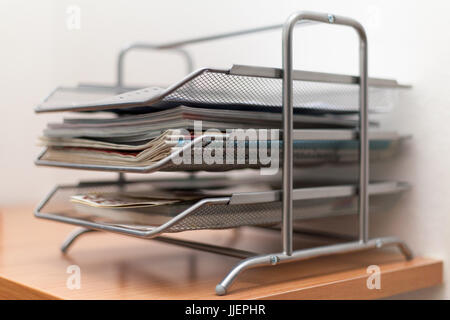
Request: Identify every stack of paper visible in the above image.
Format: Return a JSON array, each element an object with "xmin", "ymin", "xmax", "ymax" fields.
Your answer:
[{"xmin": 38, "ymin": 103, "xmax": 367, "ymax": 168}]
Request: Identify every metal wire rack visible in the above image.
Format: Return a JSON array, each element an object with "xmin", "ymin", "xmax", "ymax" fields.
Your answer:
[
  {"xmin": 36, "ymin": 178, "xmax": 409, "ymax": 233},
  {"xmin": 34, "ymin": 10, "xmax": 413, "ymax": 295},
  {"xmin": 36, "ymin": 64, "xmax": 405, "ymax": 114}
]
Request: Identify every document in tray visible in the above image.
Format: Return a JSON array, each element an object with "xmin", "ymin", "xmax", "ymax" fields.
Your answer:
[
  {"xmin": 69, "ymin": 182, "xmax": 275, "ymax": 227},
  {"xmin": 70, "ymin": 190, "xmax": 201, "ymax": 226},
  {"xmin": 71, "ymin": 203, "xmax": 190, "ymax": 226},
  {"xmin": 70, "ymin": 187, "xmax": 223, "ymax": 208},
  {"xmin": 39, "ymin": 127, "xmax": 401, "ymax": 168},
  {"xmin": 43, "ymin": 106, "xmax": 359, "ymax": 139},
  {"xmin": 58, "ymin": 105, "xmax": 357, "ymax": 128},
  {"xmin": 36, "ymin": 103, "xmax": 388, "ymax": 169},
  {"xmin": 71, "ymin": 194, "xmax": 179, "ymax": 208}
]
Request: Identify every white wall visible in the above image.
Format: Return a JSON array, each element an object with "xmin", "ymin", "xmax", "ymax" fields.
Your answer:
[{"xmin": 1, "ymin": 0, "xmax": 449, "ymax": 298}]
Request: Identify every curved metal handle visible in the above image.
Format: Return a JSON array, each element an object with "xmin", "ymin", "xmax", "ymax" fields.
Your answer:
[
  {"xmin": 281, "ymin": 11, "xmax": 369, "ymax": 255},
  {"xmin": 116, "ymin": 43, "xmax": 194, "ymax": 88}
]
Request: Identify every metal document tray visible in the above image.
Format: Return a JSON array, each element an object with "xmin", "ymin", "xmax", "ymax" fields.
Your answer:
[
  {"xmin": 35, "ymin": 178, "xmax": 409, "ymax": 237},
  {"xmin": 35, "ymin": 65, "xmax": 407, "ymax": 115},
  {"xmin": 32, "ymin": 11, "xmax": 415, "ymax": 296}
]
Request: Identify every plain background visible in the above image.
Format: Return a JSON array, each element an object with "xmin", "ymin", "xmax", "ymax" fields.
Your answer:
[{"xmin": 1, "ymin": 0, "xmax": 449, "ymax": 299}]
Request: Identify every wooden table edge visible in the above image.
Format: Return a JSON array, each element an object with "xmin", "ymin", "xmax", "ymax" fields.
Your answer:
[{"xmin": 249, "ymin": 257, "xmax": 443, "ymax": 300}]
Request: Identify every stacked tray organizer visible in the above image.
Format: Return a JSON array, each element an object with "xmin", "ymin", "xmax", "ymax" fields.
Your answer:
[{"xmin": 34, "ymin": 11, "xmax": 413, "ymax": 295}]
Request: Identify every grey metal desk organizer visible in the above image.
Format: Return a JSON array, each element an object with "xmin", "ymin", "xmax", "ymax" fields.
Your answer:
[{"xmin": 34, "ymin": 11, "xmax": 413, "ymax": 295}]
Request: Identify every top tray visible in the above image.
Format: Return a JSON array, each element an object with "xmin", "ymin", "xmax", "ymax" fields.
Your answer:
[{"xmin": 35, "ymin": 65, "xmax": 409, "ymax": 114}]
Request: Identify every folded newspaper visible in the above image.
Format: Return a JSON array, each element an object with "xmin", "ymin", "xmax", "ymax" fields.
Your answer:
[{"xmin": 69, "ymin": 182, "xmax": 275, "ymax": 226}]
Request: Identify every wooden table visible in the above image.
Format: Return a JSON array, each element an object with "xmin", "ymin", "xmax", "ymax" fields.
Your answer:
[{"xmin": 0, "ymin": 206, "xmax": 442, "ymax": 299}]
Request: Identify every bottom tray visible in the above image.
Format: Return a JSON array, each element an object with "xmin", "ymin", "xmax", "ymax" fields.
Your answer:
[{"xmin": 35, "ymin": 177, "xmax": 409, "ymax": 238}]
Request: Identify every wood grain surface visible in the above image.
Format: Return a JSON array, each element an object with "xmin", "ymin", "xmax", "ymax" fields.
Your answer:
[{"xmin": 0, "ymin": 206, "xmax": 442, "ymax": 300}]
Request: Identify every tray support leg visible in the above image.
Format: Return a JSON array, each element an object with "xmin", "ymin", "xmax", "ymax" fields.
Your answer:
[
  {"xmin": 61, "ymin": 227, "xmax": 97, "ymax": 254},
  {"xmin": 281, "ymin": 11, "xmax": 370, "ymax": 256},
  {"xmin": 216, "ymin": 10, "xmax": 414, "ymax": 296},
  {"xmin": 215, "ymin": 236, "xmax": 413, "ymax": 295}
]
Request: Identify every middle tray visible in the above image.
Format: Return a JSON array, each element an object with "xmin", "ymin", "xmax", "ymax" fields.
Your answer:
[
  {"xmin": 35, "ymin": 177, "xmax": 409, "ymax": 238},
  {"xmin": 35, "ymin": 130, "xmax": 409, "ymax": 173}
]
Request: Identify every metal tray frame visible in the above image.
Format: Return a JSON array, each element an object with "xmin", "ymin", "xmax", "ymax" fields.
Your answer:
[
  {"xmin": 34, "ymin": 11, "xmax": 413, "ymax": 296},
  {"xmin": 35, "ymin": 179, "xmax": 409, "ymax": 236},
  {"xmin": 35, "ymin": 64, "xmax": 407, "ymax": 113}
]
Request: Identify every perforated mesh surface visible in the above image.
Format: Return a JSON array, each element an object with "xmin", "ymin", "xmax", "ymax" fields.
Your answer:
[
  {"xmin": 163, "ymin": 70, "xmax": 395, "ymax": 114},
  {"xmin": 165, "ymin": 193, "xmax": 399, "ymax": 232}
]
